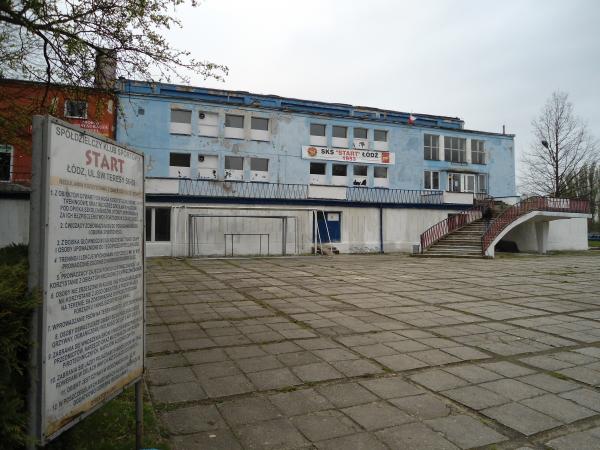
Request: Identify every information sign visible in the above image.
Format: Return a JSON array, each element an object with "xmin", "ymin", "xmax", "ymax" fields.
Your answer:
[{"xmin": 29, "ymin": 116, "xmax": 145, "ymax": 443}]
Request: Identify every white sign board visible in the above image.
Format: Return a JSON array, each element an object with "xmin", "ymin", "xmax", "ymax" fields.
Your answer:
[
  {"xmin": 301, "ymin": 145, "xmax": 395, "ymax": 165},
  {"xmin": 30, "ymin": 117, "xmax": 145, "ymax": 442}
]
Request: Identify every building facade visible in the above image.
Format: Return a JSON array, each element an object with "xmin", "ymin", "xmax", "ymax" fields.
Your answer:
[
  {"xmin": 114, "ymin": 80, "xmax": 522, "ymax": 257},
  {"xmin": 117, "ymin": 81, "xmax": 516, "ymax": 196},
  {"xmin": 0, "ymin": 79, "xmax": 116, "ymax": 185}
]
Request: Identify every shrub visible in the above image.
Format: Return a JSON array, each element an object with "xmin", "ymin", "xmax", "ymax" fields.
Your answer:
[{"xmin": 0, "ymin": 244, "xmax": 38, "ymax": 450}]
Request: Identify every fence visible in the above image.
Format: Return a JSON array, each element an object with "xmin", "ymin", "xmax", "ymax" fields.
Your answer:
[{"xmin": 176, "ymin": 178, "xmax": 444, "ymax": 205}]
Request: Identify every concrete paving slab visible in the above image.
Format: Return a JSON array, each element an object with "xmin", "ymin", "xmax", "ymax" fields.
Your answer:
[{"xmin": 145, "ymin": 254, "xmax": 600, "ymax": 449}]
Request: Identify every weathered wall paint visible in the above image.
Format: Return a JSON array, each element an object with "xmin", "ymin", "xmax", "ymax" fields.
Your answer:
[{"xmin": 116, "ymin": 81, "xmax": 516, "ymax": 197}]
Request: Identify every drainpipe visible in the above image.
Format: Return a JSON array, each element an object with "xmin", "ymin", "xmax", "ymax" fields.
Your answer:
[{"xmin": 379, "ymin": 205, "xmax": 384, "ymax": 253}]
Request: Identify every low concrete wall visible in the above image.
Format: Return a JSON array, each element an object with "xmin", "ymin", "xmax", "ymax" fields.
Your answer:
[
  {"xmin": 146, "ymin": 202, "xmax": 462, "ymax": 257},
  {"xmin": 0, "ymin": 198, "xmax": 30, "ymax": 248},
  {"xmin": 502, "ymin": 217, "xmax": 588, "ymax": 252}
]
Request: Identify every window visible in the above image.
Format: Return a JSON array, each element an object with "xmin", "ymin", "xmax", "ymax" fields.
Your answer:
[
  {"xmin": 250, "ymin": 117, "xmax": 270, "ymax": 141},
  {"xmin": 374, "ymin": 167, "xmax": 387, "ymax": 178},
  {"xmin": 0, "ymin": 144, "xmax": 12, "ymax": 181},
  {"xmin": 169, "ymin": 153, "xmax": 190, "ymax": 167},
  {"xmin": 225, "ymin": 114, "xmax": 244, "ymax": 139},
  {"xmin": 198, "ymin": 111, "xmax": 219, "ymax": 137},
  {"xmin": 471, "ymin": 139, "xmax": 486, "ymax": 164},
  {"xmin": 354, "ymin": 165, "xmax": 367, "ymax": 176},
  {"xmin": 155, "ymin": 208, "xmax": 171, "ymax": 241},
  {"xmin": 225, "ymin": 156, "xmax": 244, "ymax": 170},
  {"xmin": 64, "ymin": 100, "xmax": 87, "ymax": 119},
  {"xmin": 332, "ymin": 126, "xmax": 347, "ymax": 138},
  {"xmin": 146, "ymin": 207, "xmax": 171, "ymax": 242},
  {"xmin": 332, "ymin": 164, "xmax": 347, "ymax": 176},
  {"xmin": 310, "ymin": 123, "xmax": 327, "ymax": 146},
  {"xmin": 332, "ymin": 125, "xmax": 348, "ymax": 147},
  {"xmin": 169, "ymin": 153, "xmax": 191, "ymax": 178},
  {"xmin": 444, "ymin": 136, "xmax": 466, "ymax": 163},
  {"xmin": 225, "ymin": 114, "xmax": 244, "ymax": 128},
  {"xmin": 310, "ymin": 123, "xmax": 326, "ymax": 136},
  {"xmin": 353, "ymin": 127, "xmax": 368, "ymax": 149},
  {"xmin": 170, "ymin": 108, "xmax": 192, "ymax": 134},
  {"xmin": 225, "ymin": 156, "xmax": 244, "ymax": 180},
  {"xmin": 374, "ymin": 130, "xmax": 387, "ymax": 142},
  {"xmin": 250, "ymin": 157, "xmax": 269, "ymax": 181},
  {"xmin": 309, "ymin": 162, "xmax": 326, "ymax": 184},
  {"xmin": 354, "ymin": 128, "xmax": 367, "ymax": 139},
  {"xmin": 145, "ymin": 208, "xmax": 152, "ymax": 241},
  {"xmin": 477, "ymin": 174, "xmax": 487, "ymax": 193},
  {"xmin": 424, "ymin": 134, "xmax": 439, "ymax": 160},
  {"xmin": 251, "ymin": 117, "xmax": 269, "ymax": 131},
  {"xmin": 352, "ymin": 165, "xmax": 368, "ymax": 186},
  {"xmin": 310, "ymin": 162, "xmax": 326, "ymax": 175},
  {"xmin": 331, "ymin": 164, "xmax": 347, "ymax": 186},
  {"xmin": 448, "ymin": 173, "xmax": 461, "ymax": 192},
  {"xmin": 250, "ymin": 158, "xmax": 268, "ymax": 171},
  {"xmin": 424, "ymin": 171, "xmax": 440, "ymax": 190},
  {"xmin": 374, "ymin": 166, "xmax": 388, "ymax": 188},
  {"xmin": 171, "ymin": 109, "xmax": 191, "ymax": 123},
  {"xmin": 373, "ymin": 129, "xmax": 388, "ymax": 151}
]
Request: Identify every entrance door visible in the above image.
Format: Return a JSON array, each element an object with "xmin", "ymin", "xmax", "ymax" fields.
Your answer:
[{"xmin": 315, "ymin": 212, "xmax": 341, "ymax": 243}]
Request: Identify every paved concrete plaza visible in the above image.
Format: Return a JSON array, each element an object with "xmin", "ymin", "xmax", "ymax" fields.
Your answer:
[{"xmin": 146, "ymin": 253, "xmax": 600, "ymax": 450}]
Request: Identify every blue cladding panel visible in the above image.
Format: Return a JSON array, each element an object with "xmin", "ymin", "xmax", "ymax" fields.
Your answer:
[{"xmin": 115, "ymin": 81, "xmax": 515, "ymax": 197}]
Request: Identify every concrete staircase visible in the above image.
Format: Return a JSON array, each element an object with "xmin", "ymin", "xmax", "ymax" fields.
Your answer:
[
  {"xmin": 423, "ymin": 219, "xmax": 487, "ymax": 257},
  {"xmin": 421, "ymin": 201, "xmax": 509, "ymax": 258}
]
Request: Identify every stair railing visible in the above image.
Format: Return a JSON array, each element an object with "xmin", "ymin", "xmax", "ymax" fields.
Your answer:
[
  {"xmin": 420, "ymin": 199, "xmax": 493, "ymax": 253},
  {"xmin": 481, "ymin": 196, "xmax": 590, "ymax": 254}
]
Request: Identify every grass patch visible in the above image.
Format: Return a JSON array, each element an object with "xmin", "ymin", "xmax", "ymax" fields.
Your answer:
[
  {"xmin": 47, "ymin": 385, "xmax": 170, "ymax": 450},
  {"xmin": 589, "ymin": 240, "xmax": 600, "ymax": 248}
]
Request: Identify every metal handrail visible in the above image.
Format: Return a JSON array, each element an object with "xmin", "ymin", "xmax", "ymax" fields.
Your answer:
[
  {"xmin": 172, "ymin": 178, "xmax": 445, "ymax": 205},
  {"xmin": 420, "ymin": 199, "xmax": 493, "ymax": 252},
  {"xmin": 481, "ymin": 196, "xmax": 590, "ymax": 253}
]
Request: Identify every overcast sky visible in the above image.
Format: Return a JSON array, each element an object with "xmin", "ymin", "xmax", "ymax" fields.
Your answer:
[{"xmin": 167, "ymin": 0, "xmax": 600, "ymax": 180}]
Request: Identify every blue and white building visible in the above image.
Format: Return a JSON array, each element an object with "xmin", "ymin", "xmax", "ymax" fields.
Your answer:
[{"xmin": 114, "ymin": 80, "xmax": 587, "ymax": 257}]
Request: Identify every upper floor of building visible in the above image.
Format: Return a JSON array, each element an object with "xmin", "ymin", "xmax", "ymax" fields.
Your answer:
[
  {"xmin": 0, "ymin": 78, "xmax": 116, "ymax": 185},
  {"xmin": 116, "ymin": 80, "xmax": 515, "ymax": 198}
]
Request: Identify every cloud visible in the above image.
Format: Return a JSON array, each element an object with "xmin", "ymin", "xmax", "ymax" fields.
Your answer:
[{"xmin": 167, "ymin": 0, "xmax": 600, "ymax": 179}]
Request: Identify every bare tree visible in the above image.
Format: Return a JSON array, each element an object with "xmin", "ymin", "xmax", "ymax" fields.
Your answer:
[{"xmin": 521, "ymin": 91, "xmax": 598, "ymax": 197}]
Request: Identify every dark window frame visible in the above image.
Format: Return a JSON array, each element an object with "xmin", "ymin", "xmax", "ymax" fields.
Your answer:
[
  {"xmin": 424, "ymin": 134, "xmax": 439, "ymax": 160},
  {"xmin": 225, "ymin": 155, "xmax": 244, "ymax": 170},
  {"xmin": 310, "ymin": 123, "xmax": 326, "ymax": 136},
  {"xmin": 169, "ymin": 153, "xmax": 191, "ymax": 167},
  {"xmin": 332, "ymin": 164, "xmax": 347, "ymax": 176},
  {"xmin": 374, "ymin": 129, "xmax": 388, "ymax": 142},
  {"xmin": 225, "ymin": 114, "xmax": 244, "ymax": 129},
  {"xmin": 444, "ymin": 136, "xmax": 467, "ymax": 163},
  {"xmin": 64, "ymin": 99, "xmax": 88, "ymax": 119},
  {"xmin": 251, "ymin": 117, "xmax": 269, "ymax": 131},
  {"xmin": 310, "ymin": 162, "xmax": 326, "ymax": 175},
  {"xmin": 332, "ymin": 125, "xmax": 347, "ymax": 138}
]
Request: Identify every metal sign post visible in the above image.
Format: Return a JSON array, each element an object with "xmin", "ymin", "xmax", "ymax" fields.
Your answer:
[{"xmin": 27, "ymin": 116, "xmax": 145, "ymax": 447}]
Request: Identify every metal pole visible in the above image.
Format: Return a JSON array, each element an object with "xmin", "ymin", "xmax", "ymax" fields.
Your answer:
[
  {"xmin": 379, "ymin": 205, "xmax": 384, "ymax": 254},
  {"xmin": 282, "ymin": 217, "xmax": 287, "ymax": 256},
  {"xmin": 28, "ymin": 116, "xmax": 46, "ymax": 449},
  {"xmin": 135, "ymin": 381, "xmax": 143, "ymax": 450},
  {"xmin": 313, "ymin": 211, "xmax": 317, "ymax": 254}
]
